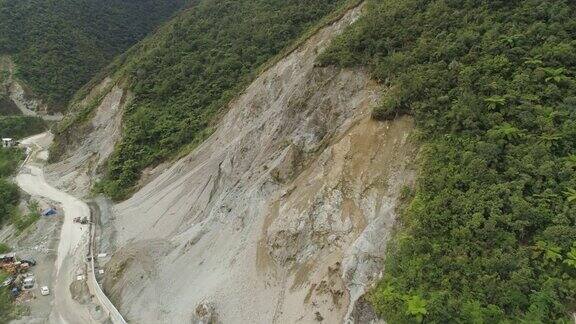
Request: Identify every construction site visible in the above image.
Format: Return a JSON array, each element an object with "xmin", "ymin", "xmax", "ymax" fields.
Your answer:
[
  {"xmin": 1, "ymin": 251, "xmax": 46, "ymax": 300},
  {"xmin": 0, "ymin": 133, "xmax": 120, "ymax": 323}
]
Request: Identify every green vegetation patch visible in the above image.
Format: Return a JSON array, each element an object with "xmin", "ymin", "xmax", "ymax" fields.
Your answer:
[
  {"xmin": 0, "ymin": 0, "xmax": 187, "ymax": 110},
  {"xmin": 0, "ymin": 178, "xmax": 19, "ymax": 222},
  {"xmin": 0, "ymin": 148, "xmax": 22, "ymax": 226},
  {"xmin": 319, "ymin": 0, "xmax": 576, "ymax": 321},
  {"xmin": 0, "ymin": 147, "xmax": 23, "ymax": 178},
  {"xmin": 0, "ymin": 243, "xmax": 10, "ymax": 254},
  {"xmin": 0, "ymin": 97, "xmax": 19, "ymax": 116},
  {"xmin": 0, "ymin": 270, "xmax": 15, "ymax": 323},
  {"xmin": 0, "ymin": 116, "xmax": 46, "ymax": 139},
  {"xmin": 11, "ymin": 200, "xmax": 40, "ymax": 232},
  {"xmin": 95, "ymin": 0, "xmax": 351, "ymax": 200}
]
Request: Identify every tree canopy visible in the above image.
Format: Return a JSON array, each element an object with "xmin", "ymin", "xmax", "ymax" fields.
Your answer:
[
  {"xmin": 0, "ymin": 0, "xmax": 187, "ymax": 110},
  {"xmin": 320, "ymin": 0, "xmax": 576, "ymax": 321},
  {"xmin": 0, "ymin": 116, "xmax": 46, "ymax": 139}
]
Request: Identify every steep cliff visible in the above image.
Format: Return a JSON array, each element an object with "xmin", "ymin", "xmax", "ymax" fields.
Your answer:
[{"xmin": 46, "ymin": 78, "xmax": 130, "ymax": 197}]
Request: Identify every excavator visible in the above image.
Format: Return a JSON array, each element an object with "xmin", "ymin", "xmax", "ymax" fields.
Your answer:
[{"xmin": 73, "ymin": 216, "xmax": 89, "ymax": 224}]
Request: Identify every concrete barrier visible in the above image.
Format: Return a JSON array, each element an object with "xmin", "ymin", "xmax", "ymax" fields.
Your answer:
[{"xmin": 88, "ymin": 215, "xmax": 127, "ymax": 323}]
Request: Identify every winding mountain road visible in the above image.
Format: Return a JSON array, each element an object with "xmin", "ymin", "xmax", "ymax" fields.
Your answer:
[{"xmin": 16, "ymin": 132, "xmax": 126, "ymax": 324}]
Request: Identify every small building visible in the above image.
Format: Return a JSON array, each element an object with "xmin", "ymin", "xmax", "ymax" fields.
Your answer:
[{"xmin": 1, "ymin": 138, "xmax": 15, "ymax": 148}]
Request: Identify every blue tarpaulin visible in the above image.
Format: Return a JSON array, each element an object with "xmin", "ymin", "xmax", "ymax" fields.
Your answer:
[{"xmin": 41, "ymin": 208, "xmax": 57, "ymax": 217}]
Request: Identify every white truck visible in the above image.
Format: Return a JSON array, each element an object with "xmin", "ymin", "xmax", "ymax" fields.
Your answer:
[
  {"xmin": 40, "ymin": 286, "xmax": 50, "ymax": 296},
  {"xmin": 22, "ymin": 276, "xmax": 35, "ymax": 289}
]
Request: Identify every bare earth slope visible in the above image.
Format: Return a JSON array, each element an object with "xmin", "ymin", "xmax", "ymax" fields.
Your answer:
[
  {"xmin": 105, "ymin": 5, "xmax": 415, "ymax": 323},
  {"xmin": 46, "ymin": 79, "xmax": 130, "ymax": 197},
  {"xmin": 0, "ymin": 56, "xmax": 63, "ymax": 120},
  {"xmin": 47, "ymin": 4, "xmax": 417, "ymax": 323}
]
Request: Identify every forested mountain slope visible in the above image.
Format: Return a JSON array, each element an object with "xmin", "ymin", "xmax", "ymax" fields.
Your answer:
[
  {"xmin": 319, "ymin": 0, "xmax": 576, "ymax": 322},
  {"xmin": 46, "ymin": 0, "xmax": 575, "ymax": 322},
  {"xmin": 54, "ymin": 0, "xmax": 357, "ymax": 200},
  {"xmin": 50, "ymin": 4, "xmax": 417, "ymax": 322},
  {"xmin": 0, "ymin": 0, "xmax": 187, "ymax": 110}
]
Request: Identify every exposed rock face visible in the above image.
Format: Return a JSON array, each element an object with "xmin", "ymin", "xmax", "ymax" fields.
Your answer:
[
  {"xmin": 103, "ymin": 5, "xmax": 415, "ymax": 323},
  {"xmin": 48, "ymin": 3, "xmax": 417, "ymax": 323},
  {"xmin": 9, "ymin": 82, "xmax": 47, "ymax": 115},
  {"xmin": 0, "ymin": 55, "xmax": 63, "ymax": 120},
  {"xmin": 46, "ymin": 79, "xmax": 130, "ymax": 197}
]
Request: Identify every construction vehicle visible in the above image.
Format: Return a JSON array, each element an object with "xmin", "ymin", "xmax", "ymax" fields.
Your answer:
[
  {"xmin": 22, "ymin": 276, "xmax": 35, "ymax": 289},
  {"xmin": 21, "ymin": 257, "xmax": 36, "ymax": 266},
  {"xmin": 73, "ymin": 216, "xmax": 89, "ymax": 224}
]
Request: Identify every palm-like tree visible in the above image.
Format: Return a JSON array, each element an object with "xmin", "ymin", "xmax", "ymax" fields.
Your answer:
[
  {"xmin": 535, "ymin": 241, "xmax": 563, "ymax": 263},
  {"xmin": 564, "ymin": 188, "xmax": 576, "ymax": 204},
  {"xmin": 502, "ymin": 35, "xmax": 520, "ymax": 48},
  {"xmin": 538, "ymin": 133, "xmax": 562, "ymax": 143},
  {"xmin": 489, "ymin": 123, "xmax": 522, "ymax": 140},
  {"xmin": 564, "ymin": 155, "xmax": 576, "ymax": 169},
  {"xmin": 564, "ymin": 244, "xmax": 576, "ymax": 269},
  {"xmin": 524, "ymin": 57, "xmax": 543, "ymax": 66},
  {"xmin": 533, "ymin": 191, "xmax": 559, "ymax": 203},
  {"xmin": 543, "ymin": 67, "xmax": 569, "ymax": 84},
  {"xmin": 484, "ymin": 95, "xmax": 506, "ymax": 110},
  {"xmin": 406, "ymin": 295, "xmax": 428, "ymax": 323}
]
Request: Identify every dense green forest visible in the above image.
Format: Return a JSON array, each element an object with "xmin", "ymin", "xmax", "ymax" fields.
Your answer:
[
  {"xmin": 88, "ymin": 0, "xmax": 353, "ymax": 200},
  {"xmin": 0, "ymin": 0, "xmax": 187, "ymax": 110},
  {"xmin": 0, "ymin": 148, "xmax": 22, "ymax": 225},
  {"xmin": 0, "ymin": 116, "xmax": 46, "ymax": 139},
  {"xmin": 319, "ymin": 0, "xmax": 576, "ymax": 321},
  {"xmin": 0, "ymin": 97, "xmax": 19, "ymax": 116}
]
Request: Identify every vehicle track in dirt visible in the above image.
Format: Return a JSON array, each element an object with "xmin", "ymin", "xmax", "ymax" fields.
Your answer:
[{"xmin": 16, "ymin": 132, "xmax": 124, "ymax": 323}]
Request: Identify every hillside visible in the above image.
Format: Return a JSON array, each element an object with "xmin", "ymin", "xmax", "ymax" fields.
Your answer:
[
  {"xmin": 54, "ymin": 0, "xmax": 357, "ymax": 200},
  {"xmin": 37, "ymin": 0, "xmax": 576, "ymax": 322},
  {"xmin": 320, "ymin": 0, "xmax": 576, "ymax": 321},
  {"xmin": 47, "ymin": 4, "xmax": 419, "ymax": 322},
  {"xmin": 0, "ymin": 0, "xmax": 187, "ymax": 111}
]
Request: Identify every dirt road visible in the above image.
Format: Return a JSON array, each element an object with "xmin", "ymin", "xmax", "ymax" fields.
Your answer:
[{"xmin": 16, "ymin": 133, "xmax": 101, "ymax": 323}]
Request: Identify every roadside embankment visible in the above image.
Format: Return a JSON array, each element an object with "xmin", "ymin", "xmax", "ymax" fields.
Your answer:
[{"xmin": 15, "ymin": 132, "xmax": 122, "ymax": 323}]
